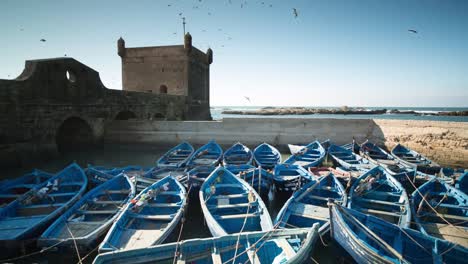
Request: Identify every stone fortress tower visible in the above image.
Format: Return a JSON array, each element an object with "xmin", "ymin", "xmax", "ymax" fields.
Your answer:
[{"xmin": 117, "ymin": 33, "xmax": 212, "ymax": 120}]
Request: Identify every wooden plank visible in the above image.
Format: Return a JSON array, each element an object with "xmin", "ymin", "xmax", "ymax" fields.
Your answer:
[
  {"xmin": 208, "ymin": 203, "xmax": 251, "ymax": 209},
  {"xmin": 77, "ymin": 209, "xmax": 118, "ymax": 215},
  {"xmin": 211, "ymin": 250, "xmax": 222, "ymax": 264},
  {"xmin": 275, "ymin": 239, "xmax": 296, "ymax": 259},
  {"xmin": 0, "ymin": 194, "xmax": 21, "ymax": 198},
  {"xmin": 212, "ymin": 193, "xmax": 248, "ymax": 199},
  {"xmin": 216, "ymin": 213, "xmax": 257, "ymax": 220},
  {"xmin": 424, "ymin": 213, "xmax": 468, "ymax": 222},
  {"xmin": 356, "ymin": 208, "xmax": 401, "ymax": 217},
  {"xmin": 128, "ymin": 213, "xmax": 172, "ymax": 221},
  {"xmin": 21, "ymin": 203, "xmax": 65, "ymax": 209},
  {"xmin": 105, "ymin": 190, "xmax": 130, "ymax": 194},
  {"xmin": 146, "ymin": 203, "xmax": 181, "ymax": 208},
  {"xmin": 354, "ymin": 197, "xmax": 402, "ymax": 207},
  {"xmin": 247, "ymin": 248, "xmax": 261, "ymax": 264},
  {"xmin": 92, "ymin": 200, "xmax": 124, "ymax": 205}
]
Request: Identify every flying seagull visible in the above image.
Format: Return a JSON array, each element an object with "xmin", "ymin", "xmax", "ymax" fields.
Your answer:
[
  {"xmin": 244, "ymin": 96, "xmax": 251, "ymax": 103},
  {"xmin": 408, "ymin": 29, "xmax": 418, "ymax": 34},
  {"xmin": 293, "ymin": 8, "xmax": 298, "ymax": 18},
  {"xmin": 40, "ymin": 39, "xmax": 46, "ymax": 42}
]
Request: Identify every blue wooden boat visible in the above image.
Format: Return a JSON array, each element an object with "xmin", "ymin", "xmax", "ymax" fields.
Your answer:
[
  {"xmin": 156, "ymin": 141, "xmax": 194, "ymax": 168},
  {"xmin": 225, "ymin": 164, "xmax": 272, "ymax": 197},
  {"xmin": 94, "ymin": 225, "xmax": 320, "ymax": 264},
  {"xmin": 0, "ymin": 169, "xmax": 53, "ymax": 207},
  {"xmin": 222, "ymin": 142, "xmax": 253, "ymax": 165},
  {"xmin": 284, "ymin": 140, "xmax": 326, "ymax": 168},
  {"xmin": 38, "ymin": 174, "xmax": 135, "ymax": 249},
  {"xmin": 275, "ymin": 173, "xmax": 347, "ymax": 235},
  {"xmin": 391, "ymin": 143, "xmax": 440, "ymax": 174},
  {"xmin": 349, "ymin": 166, "xmax": 411, "ymax": 228},
  {"xmin": 199, "ymin": 166, "xmax": 273, "ymax": 236},
  {"xmin": 142, "ymin": 167, "xmax": 188, "ymax": 186},
  {"xmin": 187, "ymin": 166, "xmax": 216, "ymax": 192},
  {"xmin": 86, "ymin": 165, "xmax": 152, "ymax": 185},
  {"xmin": 225, "ymin": 164, "xmax": 255, "ymax": 175},
  {"xmin": 186, "ymin": 140, "xmax": 223, "ymax": 167},
  {"xmin": 0, "ymin": 163, "xmax": 87, "ymax": 244},
  {"xmin": 273, "ymin": 164, "xmax": 313, "ymax": 193},
  {"xmin": 288, "ymin": 139, "xmax": 331, "ymax": 155},
  {"xmin": 330, "ymin": 203, "xmax": 468, "ymax": 264},
  {"xmin": 253, "ymin": 142, "xmax": 281, "ymax": 169},
  {"xmin": 328, "ymin": 144, "xmax": 374, "ymax": 171},
  {"xmin": 237, "ymin": 167, "xmax": 274, "ymax": 197},
  {"xmin": 456, "ymin": 171, "xmax": 468, "ymax": 193},
  {"xmin": 360, "ymin": 140, "xmax": 416, "ymax": 177},
  {"xmin": 411, "ymin": 177, "xmax": 468, "ymax": 247},
  {"xmin": 99, "ymin": 176, "xmax": 186, "ymax": 253},
  {"xmin": 341, "ymin": 139, "xmax": 361, "ymax": 153}
]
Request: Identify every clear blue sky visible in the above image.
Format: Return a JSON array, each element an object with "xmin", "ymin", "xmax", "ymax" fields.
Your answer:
[{"xmin": 1, "ymin": 0, "xmax": 467, "ymax": 107}]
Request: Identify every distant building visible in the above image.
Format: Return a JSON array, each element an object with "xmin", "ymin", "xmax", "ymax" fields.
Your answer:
[{"xmin": 118, "ymin": 33, "xmax": 212, "ymax": 119}]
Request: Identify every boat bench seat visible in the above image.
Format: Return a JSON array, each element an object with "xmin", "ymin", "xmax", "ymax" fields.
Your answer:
[
  {"xmin": 290, "ymin": 202, "xmax": 329, "ymax": 220},
  {"xmin": 215, "ymin": 213, "xmax": 258, "ymax": 220},
  {"xmin": 104, "ymin": 190, "xmax": 130, "ymax": 194},
  {"xmin": 0, "ymin": 194, "xmax": 21, "ymax": 198},
  {"xmin": 436, "ymin": 203, "xmax": 468, "ymax": 210},
  {"xmin": 354, "ymin": 197, "xmax": 402, "ymax": 207},
  {"xmin": 128, "ymin": 213, "xmax": 173, "ymax": 221},
  {"xmin": 159, "ymin": 191, "xmax": 181, "ymax": 196},
  {"xmin": 60, "ymin": 182, "xmax": 85, "ymax": 186},
  {"xmin": 211, "ymin": 193, "xmax": 248, "ymax": 199},
  {"xmin": 77, "ymin": 209, "xmax": 119, "ymax": 215},
  {"xmin": 21, "ymin": 203, "xmax": 65, "ymax": 209},
  {"xmin": 146, "ymin": 203, "xmax": 181, "ymax": 208},
  {"xmin": 49, "ymin": 192, "xmax": 77, "ymax": 197},
  {"xmin": 91, "ymin": 200, "xmax": 125, "ymax": 205},
  {"xmin": 356, "ymin": 208, "xmax": 401, "ymax": 217},
  {"xmin": 208, "ymin": 202, "xmax": 252, "ymax": 209}
]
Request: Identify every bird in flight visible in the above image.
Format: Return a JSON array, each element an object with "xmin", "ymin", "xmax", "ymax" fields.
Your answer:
[
  {"xmin": 408, "ymin": 29, "xmax": 418, "ymax": 34},
  {"xmin": 244, "ymin": 96, "xmax": 251, "ymax": 103},
  {"xmin": 293, "ymin": 8, "xmax": 298, "ymax": 18},
  {"xmin": 40, "ymin": 39, "xmax": 46, "ymax": 42}
]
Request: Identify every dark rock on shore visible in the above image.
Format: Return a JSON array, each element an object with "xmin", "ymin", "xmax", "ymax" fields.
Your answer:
[
  {"xmin": 222, "ymin": 107, "xmax": 387, "ymax": 115},
  {"xmin": 438, "ymin": 111, "xmax": 468, "ymax": 116}
]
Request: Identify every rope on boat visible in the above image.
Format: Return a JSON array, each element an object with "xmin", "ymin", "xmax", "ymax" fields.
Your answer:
[
  {"xmin": 66, "ymin": 223, "xmax": 83, "ymax": 264},
  {"xmin": 172, "ymin": 184, "xmax": 192, "ymax": 264},
  {"xmin": 405, "ymin": 172, "xmax": 466, "ymax": 230},
  {"xmin": 225, "ymin": 199, "xmax": 295, "ymax": 264},
  {"xmin": 78, "ymin": 244, "xmax": 99, "ymax": 264},
  {"xmin": 0, "ymin": 239, "xmax": 66, "ymax": 262},
  {"xmin": 310, "ymin": 257, "xmax": 320, "ymax": 264},
  {"xmin": 231, "ymin": 191, "xmax": 253, "ymax": 264}
]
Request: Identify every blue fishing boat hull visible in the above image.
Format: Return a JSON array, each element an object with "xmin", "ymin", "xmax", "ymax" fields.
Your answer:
[
  {"xmin": 0, "ymin": 170, "xmax": 53, "ymax": 207},
  {"xmin": 411, "ymin": 178, "xmax": 468, "ymax": 248},
  {"xmin": 94, "ymin": 225, "xmax": 320, "ymax": 264},
  {"xmin": 156, "ymin": 141, "xmax": 194, "ymax": 168},
  {"xmin": 275, "ymin": 173, "xmax": 347, "ymax": 235},
  {"xmin": 222, "ymin": 142, "xmax": 253, "ymax": 165},
  {"xmin": 330, "ymin": 204, "xmax": 468, "ymax": 264},
  {"xmin": 99, "ymin": 176, "xmax": 186, "ymax": 253},
  {"xmin": 0, "ymin": 163, "xmax": 87, "ymax": 244},
  {"xmin": 38, "ymin": 174, "xmax": 135, "ymax": 249},
  {"xmin": 348, "ymin": 166, "xmax": 411, "ymax": 228},
  {"xmin": 186, "ymin": 140, "xmax": 223, "ymax": 168},
  {"xmin": 237, "ymin": 167, "xmax": 274, "ymax": 198},
  {"xmin": 273, "ymin": 164, "xmax": 313, "ymax": 193},
  {"xmin": 328, "ymin": 144, "xmax": 374, "ymax": 171},
  {"xmin": 199, "ymin": 166, "xmax": 273, "ymax": 236},
  {"xmin": 284, "ymin": 140, "xmax": 326, "ymax": 168},
  {"xmin": 253, "ymin": 142, "xmax": 282, "ymax": 169}
]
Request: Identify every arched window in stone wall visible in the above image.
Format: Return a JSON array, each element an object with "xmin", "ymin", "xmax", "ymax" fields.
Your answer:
[{"xmin": 160, "ymin": 85, "xmax": 168, "ymax": 94}]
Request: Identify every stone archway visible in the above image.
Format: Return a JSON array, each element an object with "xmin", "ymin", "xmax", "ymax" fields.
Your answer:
[
  {"xmin": 115, "ymin": 110, "xmax": 137, "ymax": 120},
  {"xmin": 55, "ymin": 117, "xmax": 94, "ymax": 153}
]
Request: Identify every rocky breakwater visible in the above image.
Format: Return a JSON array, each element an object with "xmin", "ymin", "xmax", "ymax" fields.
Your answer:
[{"xmin": 222, "ymin": 107, "xmax": 387, "ymax": 115}]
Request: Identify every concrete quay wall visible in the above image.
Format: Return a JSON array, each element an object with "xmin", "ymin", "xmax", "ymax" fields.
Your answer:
[{"xmin": 104, "ymin": 118, "xmax": 468, "ymax": 167}]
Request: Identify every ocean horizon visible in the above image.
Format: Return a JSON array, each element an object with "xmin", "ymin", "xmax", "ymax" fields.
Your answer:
[{"xmin": 211, "ymin": 106, "xmax": 468, "ymax": 122}]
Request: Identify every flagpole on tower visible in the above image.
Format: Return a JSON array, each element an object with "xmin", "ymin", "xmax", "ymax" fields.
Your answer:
[{"xmin": 182, "ymin": 17, "xmax": 186, "ymax": 36}]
